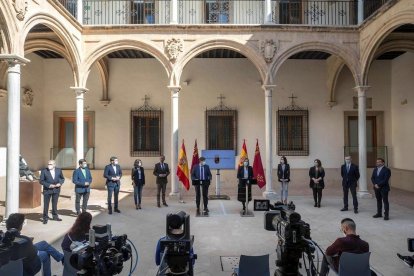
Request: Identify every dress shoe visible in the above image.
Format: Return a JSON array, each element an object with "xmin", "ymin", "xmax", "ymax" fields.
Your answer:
[
  {"xmin": 314, "ymin": 203, "xmax": 317, "ymax": 207},
  {"xmin": 373, "ymin": 213, "xmax": 382, "ymax": 218},
  {"xmin": 43, "ymin": 220, "xmax": 48, "ymax": 224},
  {"xmin": 157, "ymin": 204, "xmax": 161, "ymax": 208},
  {"xmin": 76, "ymin": 211, "xmax": 81, "ymax": 216},
  {"xmin": 340, "ymin": 208, "xmax": 348, "ymax": 211},
  {"xmin": 317, "ymin": 203, "xmax": 321, "ymax": 208},
  {"xmin": 384, "ymin": 215, "xmax": 389, "ymax": 220},
  {"xmin": 108, "ymin": 209, "xmax": 113, "ymax": 214},
  {"xmin": 204, "ymin": 208, "xmax": 209, "ymax": 213},
  {"xmin": 138, "ymin": 204, "xmax": 141, "ymax": 209},
  {"xmin": 354, "ymin": 209, "xmax": 359, "ymax": 214},
  {"xmin": 114, "ymin": 209, "xmax": 121, "ymax": 213},
  {"xmin": 135, "ymin": 204, "xmax": 138, "ymax": 210},
  {"xmin": 53, "ymin": 217, "xmax": 62, "ymax": 221},
  {"xmin": 163, "ymin": 203, "xmax": 168, "ymax": 207},
  {"xmin": 196, "ymin": 208, "xmax": 200, "ymax": 214}
]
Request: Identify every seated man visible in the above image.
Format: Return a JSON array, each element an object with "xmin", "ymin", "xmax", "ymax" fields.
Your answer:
[
  {"xmin": 6, "ymin": 213, "xmax": 64, "ymax": 276},
  {"xmin": 320, "ymin": 218, "xmax": 369, "ymax": 276}
]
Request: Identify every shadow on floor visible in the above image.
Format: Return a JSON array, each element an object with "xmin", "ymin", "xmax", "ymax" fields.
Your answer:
[{"xmin": 86, "ymin": 205, "xmax": 106, "ymax": 212}]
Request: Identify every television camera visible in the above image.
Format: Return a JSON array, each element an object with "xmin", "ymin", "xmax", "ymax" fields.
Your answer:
[
  {"xmin": 157, "ymin": 211, "xmax": 197, "ymax": 276},
  {"xmin": 397, "ymin": 238, "xmax": 414, "ymax": 268},
  {"xmin": 0, "ymin": 228, "xmax": 31, "ymax": 268},
  {"xmin": 70, "ymin": 224, "xmax": 138, "ymax": 276},
  {"xmin": 262, "ymin": 201, "xmax": 320, "ymax": 276}
]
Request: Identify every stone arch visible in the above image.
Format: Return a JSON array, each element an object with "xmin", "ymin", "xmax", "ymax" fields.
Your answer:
[
  {"xmin": 270, "ymin": 42, "xmax": 359, "ymax": 87},
  {"xmin": 174, "ymin": 38, "xmax": 268, "ymax": 87},
  {"xmin": 0, "ymin": 2, "xmax": 17, "ymax": 53},
  {"xmin": 21, "ymin": 14, "xmax": 81, "ymax": 85},
  {"xmin": 360, "ymin": 10, "xmax": 414, "ymax": 85},
  {"xmin": 82, "ymin": 40, "xmax": 172, "ymax": 89}
]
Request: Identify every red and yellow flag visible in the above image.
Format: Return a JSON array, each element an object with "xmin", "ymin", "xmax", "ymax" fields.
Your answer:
[
  {"xmin": 190, "ymin": 139, "xmax": 199, "ymax": 173},
  {"xmin": 253, "ymin": 139, "xmax": 266, "ymax": 189},
  {"xmin": 177, "ymin": 140, "xmax": 190, "ymax": 190},
  {"xmin": 239, "ymin": 139, "xmax": 248, "ymax": 167}
]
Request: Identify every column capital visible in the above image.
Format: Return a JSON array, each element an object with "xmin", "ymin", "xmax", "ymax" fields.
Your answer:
[
  {"xmin": 168, "ymin": 86, "xmax": 181, "ymax": 94},
  {"xmin": 353, "ymin": 85, "xmax": 370, "ymax": 96},
  {"xmin": 70, "ymin": 87, "xmax": 89, "ymax": 98},
  {"xmin": 0, "ymin": 54, "xmax": 30, "ymax": 65},
  {"xmin": 262, "ymin": 84, "xmax": 277, "ymax": 91}
]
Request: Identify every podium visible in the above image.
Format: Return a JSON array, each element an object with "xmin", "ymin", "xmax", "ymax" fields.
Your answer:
[
  {"xmin": 19, "ymin": 180, "xmax": 41, "ymax": 208},
  {"xmin": 240, "ymin": 180, "xmax": 256, "ymax": 217}
]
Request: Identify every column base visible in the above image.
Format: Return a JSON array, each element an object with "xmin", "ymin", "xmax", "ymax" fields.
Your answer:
[
  {"xmin": 263, "ymin": 190, "xmax": 278, "ymax": 200},
  {"xmin": 169, "ymin": 191, "xmax": 180, "ymax": 198},
  {"xmin": 357, "ymin": 191, "xmax": 372, "ymax": 199}
]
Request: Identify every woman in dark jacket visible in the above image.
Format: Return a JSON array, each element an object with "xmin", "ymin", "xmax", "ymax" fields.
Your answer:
[
  {"xmin": 309, "ymin": 159, "xmax": 325, "ymax": 208},
  {"xmin": 131, "ymin": 159, "xmax": 145, "ymax": 209},
  {"xmin": 277, "ymin": 156, "xmax": 290, "ymax": 204},
  {"xmin": 237, "ymin": 158, "xmax": 254, "ymax": 212}
]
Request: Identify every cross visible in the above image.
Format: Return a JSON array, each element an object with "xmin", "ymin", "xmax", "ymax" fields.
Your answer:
[
  {"xmin": 142, "ymin": 94, "xmax": 150, "ymax": 106},
  {"xmin": 217, "ymin": 94, "xmax": 226, "ymax": 105},
  {"xmin": 289, "ymin": 93, "xmax": 297, "ymax": 105}
]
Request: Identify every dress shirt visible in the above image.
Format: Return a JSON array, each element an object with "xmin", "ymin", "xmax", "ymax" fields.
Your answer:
[{"xmin": 50, "ymin": 169, "xmax": 55, "ymax": 179}]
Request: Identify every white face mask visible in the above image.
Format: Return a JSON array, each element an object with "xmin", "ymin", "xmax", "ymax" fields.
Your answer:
[
  {"xmin": 201, "ymin": 161, "xmax": 206, "ymax": 166},
  {"xmin": 243, "ymin": 162, "xmax": 248, "ymax": 166},
  {"xmin": 82, "ymin": 163, "xmax": 88, "ymax": 168},
  {"xmin": 48, "ymin": 165, "xmax": 54, "ymax": 170},
  {"xmin": 138, "ymin": 162, "xmax": 142, "ymax": 167},
  {"xmin": 114, "ymin": 161, "xmax": 118, "ymax": 165},
  {"xmin": 314, "ymin": 163, "xmax": 318, "ymax": 167},
  {"xmin": 280, "ymin": 160, "xmax": 285, "ymax": 164},
  {"xmin": 345, "ymin": 160, "xmax": 351, "ymax": 165}
]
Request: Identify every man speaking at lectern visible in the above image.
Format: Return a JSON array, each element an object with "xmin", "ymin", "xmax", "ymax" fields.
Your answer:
[{"xmin": 191, "ymin": 157, "xmax": 212, "ymax": 214}]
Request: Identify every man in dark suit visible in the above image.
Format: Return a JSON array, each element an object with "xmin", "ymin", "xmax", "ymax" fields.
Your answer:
[
  {"xmin": 340, "ymin": 156, "xmax": 360, "ymax": 213},
  {"xmin": 103, "ymin": 156, "xmax": 122, "ymax": 214},
  {"xmin": 39, "ymin": 160, "xmax": 65, "ymax": 224},
  {"xmin": 153, "ymin": 155, "xmax": 170, "ymax": 207},
  {"xmin": 371, "ymin": 158, "xmax": 391, "ymax": 220},
  {"xmin": 191, "ymin": 156, "xmax": 212, "ymax": 214},
  {"xmin": 72, "ymin": 159, "xmax": 92, "ymax": 215}
]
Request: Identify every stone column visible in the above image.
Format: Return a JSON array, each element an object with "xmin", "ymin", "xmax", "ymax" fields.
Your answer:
[
  {"xmin": 77, "ymin": 0, "xmax": 83, "ymax": 24},
  {"xmin": 171, "ymin": 0, "xmax": 178, "ymax": 24},
  {"xmin": 354, "ymin": 85, "xmax": 371, "ymax": 198},
  {"xmin": 265, "ymin": 0, "xmax": 273, "ymax": 24},
  {"xmin": 169, "ymin": 86, "xmax": 181, "ymax": 197},
  {"xmin": 262, "ymin": 85, "xmax": 277, "ymax": 199},
  {"xmin": 71, "ymin": 87, "xmax": 88, "ymax": 164},
  {"xmin": 0, "ymin": 54, "xmax": 30, "ymax": 217}
]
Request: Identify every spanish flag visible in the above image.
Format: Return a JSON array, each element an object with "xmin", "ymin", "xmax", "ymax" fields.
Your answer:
[
  {"xmin": 177, "ymin": 140, "xmax": 190, "ymax": 190},
  {"xmin": 239, "ymin": 139, "xmax": 248, "ymax": 167},
  {"xmin": 253, "ymin": 139, "xmax": 266, "ymax": 189}
]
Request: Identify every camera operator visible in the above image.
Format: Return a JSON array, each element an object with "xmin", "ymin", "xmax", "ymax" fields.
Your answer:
[
  {"xmin": 6, "ymin": 213, "xmax": 64, "ymax": 276},
  {"xmin": 320, "ymin": 218, "xmax": 369, "ymax": 276}
]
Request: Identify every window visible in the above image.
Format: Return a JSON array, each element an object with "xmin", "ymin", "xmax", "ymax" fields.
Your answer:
[
  {"xmin": 131, "ymin": 0, "xmax": 156, "ymax": 24},
  {"xmin": 277, "ymin": 109, "xmax": 309, "ymax": 156},
  {"xmin": 206, "ymin": 110, "xmax": 237, "ymax": 151},
  {"xmin": 131, "ymin": 109, "xmax": 162, "ymax": 156},
  {"xmin": 205, "ymin": 0, "xmax": 230, "ymax": 23}
]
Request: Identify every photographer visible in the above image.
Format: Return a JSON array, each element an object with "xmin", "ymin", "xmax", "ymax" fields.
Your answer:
[
  {"xmin": 6, "ymin": 213, "xmax": 64, "ymax": 276},
  {"xmin": 61, "ymin": 212, "xmax": 92, "ymax": 252},
  {"xmin": 320, "ymin": 218, "xmax": 369, "ymax": 276}
]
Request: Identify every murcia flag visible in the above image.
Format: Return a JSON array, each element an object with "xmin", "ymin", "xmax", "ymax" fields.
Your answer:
[
  {"xmin": 253, "ymin": 139, "xmax": 266, "ymax": 189},
  {"xmin": 191, "ymin": 139, "xmax": 199, "ymax": 173},
  {"xmin": 177, "ymin": 140, "xmax": 190, "ymax": 190},
  {"xmin": 239, "ymin": 139, "xmax": 248, "ymax": 167}
]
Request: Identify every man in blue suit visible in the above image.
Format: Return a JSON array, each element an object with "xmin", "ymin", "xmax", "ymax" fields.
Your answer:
[
  {"xmin": 371, "ymin": 158, "xmax": 391, "ymax": 220},
  {"xmin": 191, "ymin": 157, "xmax": 212, "ymax": 214},
  {"xmin": 39, "ymin": 160, "xmax": 65, "ymax": 224},
  {"xmin": 104, "ymin": 156, "xmax": 122, "ymax": 214},
  {"xmin": 340, "ymin": 156, "xmax": 360, "ymax": 213},
  {"xmin": 72, "ymin": 159, "xmax": 92, "ymax": 215}
]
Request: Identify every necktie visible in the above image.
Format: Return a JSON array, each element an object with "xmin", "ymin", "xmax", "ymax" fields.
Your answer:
[
  {"xmin": 161, "ymin": 163, "xmax": 164, "ymax": 171},
  {"xmin": 347, "ymin": 164, "xmax": 350, "ymax": 173}
]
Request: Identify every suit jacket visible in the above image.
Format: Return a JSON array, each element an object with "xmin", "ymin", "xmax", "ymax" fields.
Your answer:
[
  {"xmin": 103, "ymin": 164, "xmax": 122, "ymax": 187},
  {"xmin": 131, "ymin": 167, "xmax": 145, "ymax": 186},
  {"xmin": 191, "ymin": 164, "xmax": 212, "ymax": 185},
  {"xmin": 39, "ymin": 168, "xmax": 65, "ymax": 194},
  {"xmin": 153, "ymin": 162, "xmax": 170, "ymax": 184},
  {"xmin": 277, "ymin": 163, "xmax": 290, "ymax": 182},
  {"xmin": 237, "ymin": 166, "xmax": 254, "ymax": 188},
  {"xmin": 371, "ymin": 166, "xmax": 391, "ymax": 191},
  {"xmin": 341, "ymin": 163, "xmax": 360, "ymax": 187},
  {"xmin": 72, "ymin": 167, "xmax": 92, "ymax": 193},
  {"xmin": 309, "ymin": 166, "xmax": 325, "ymax": 189}
]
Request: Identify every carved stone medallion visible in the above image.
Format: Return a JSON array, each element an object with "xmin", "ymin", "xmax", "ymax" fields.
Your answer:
[
  {"xmin": 13, "ymin": 0, "xmax": 28, "ymax": 21},
  {"xmin": 165, "ymin": 38, "xmax": 183, "ymax": 62},
  {"xmin": 261, "ymin": 39, "xmax": 277, "ymax": 63},
  {"xmin": 22, "ymin": 88, "xmax": 34, "ymax": 107}
]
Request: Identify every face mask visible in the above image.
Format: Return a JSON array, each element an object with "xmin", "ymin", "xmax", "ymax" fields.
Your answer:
[
  {"xmin": 114, "ymin": 161, "xmax": 118, "ymax": 165},
  {"xmin": 48, "ymin": 165, "xmax": 54, "ymax": 170},
  {"xmin": 314, "ymin": 163, "xmax": 318, "ymax": 167},
  {"xmin": 244, "ymin": 162, "xmax": 248, "ymax": 166},
  {"xmin": 345, "ymin": 160, "xmax": 351, "ymax": 165},
  {"xmin": 82, "ymin": 164, "xmax": 87, "ymax": 168},
  {"xmin": 201, "ymin": 161, "xmax": 206, "ymax": 166},
  {"xmin": 138, "ymin": 162, "xmax": 142, "ymax": 167},
  {"xmin": 280, "ymin": 160, "xmax": 285, "ymax": 164}
]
